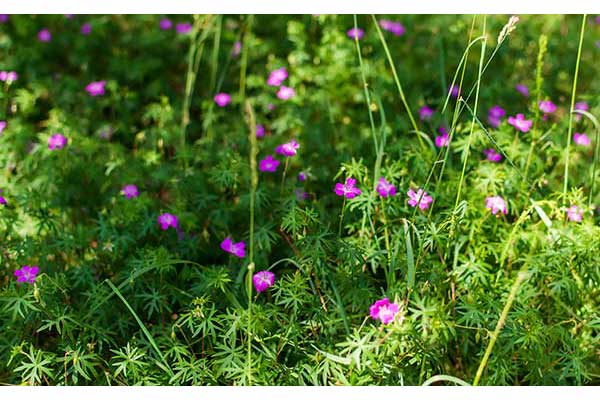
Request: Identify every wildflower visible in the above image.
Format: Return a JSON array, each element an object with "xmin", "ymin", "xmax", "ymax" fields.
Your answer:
[
  {"xmin": 419, "ymin": 105, "xmax": 433, "ymax": 121},
  {"xmin": 252, "ymin": 271, "xmax": 275, "ymax": 292},
  {"xmin": 574, "ymin": 101, "xmax": 589, "ymax": 122},
  {"xmin": 566, "ymin": 205, "xmax": 582, "ymax": 222},
  {"xmin": 220, "ymin": 237, "xmax": 245, "ymax": 258},
  {"xmin": 256, "ymin": 124, "xmax": 265, "ymax": 138},
  {"xmin": 407, "ymin": 188, "xmax": 432, "ymax": 210},
  {"xmin": 214, "ymin": 93, "xmax": 231, "ymax": 107},
  {"xmin": 483, "ymin": 148, "xmax": 502, "ymax": 162},
  {"xmin": 276, "ymin": 86, "xmax": 295, "ymax": 100},
  {"xmin": 369, "ymin": 298, "xmax": 399, "ymax": 324},
  {"xmin": 0, "ymin": 120, "xmax": 6, "ymax": 135},
  {"xmin": 159, "ymin": 18, "xmax": 172, "ymax": 30},
  {"xmin": 38, "ymin": 28, "xmax": 52, "ymax": 42},
  {"xmin": 176, "ymin": 23, "xmax": 192, "ymax": 34},
  {"xmin": 81, "ymin": 23, "xmax": 91, "ymax": 35},
  {"xmin": 298, "ymin": 172, "xmax": 306, "ymax": 182},
  {"xmin": 379, "ymin": 19, "xmax": 405, "ymax": 36},
  {"xmin": 448, "ymin": 84, "xmax": 460, "ymax": 98},
  {"xmin": 538, "ymin": 100, "xmax": 557, "ymax": 114},
  {"xmin": 347, "ymin": 27, "xmax": 364, "ymax": 40},
  {"xmin": 122, "ymin": 184, "xmax": 139, "ymax": 199},
  {"xmin": 516, "ymin": 83, "xmax": 529, "ymax": 97},
  {"xmin": 267, "ymin": 103, "xmax": 276, "ymax": 112},
  {"xmin": 275, "ymin": 139, "xmax": 300, "ymax": 157},
  {"xmin": 334, "ymin": 178, "xmax": 362, "ymax": 199},
  {"xmin": 14, "ymin": 265, "xmax": 39, "ymax": 284},
  {"xmin": 157, "ymin": 213, "xmax": 178, "ymax": 230},
  {"xmin": 485, "ymin": 195, "xmax": 508, "ymax": 215},
  {"xmin": 376, "ymin": 177, "xmax": 396, "ymax": 198},
  {"xmin": 488, "ymin": 105, "xmax": 506, "ymax": 128},
  {"xmin": 573, "ymin": 133, "xmax": 591, "ymax": 147},
  {"xmin": 85, "ymin": 81, "xmax": 106, "ymax": 96},
  {"xmin": 232, "ymin": 41, "xmax": 242, "ymax": 57},
  {"xmin": 48, "ymin": 134, "xmax": 67, "ymax": 150},
  {"xmin": 435, "ymin": 127, "xmax": 449, "ymax": 148},
  {"xmin": 0, "ymin": 189, "xmax": 6, "ymax": 205},
  {"xmin": 507, "ymin": 113, "xmax": 532, "ymax": 133},
  {"xmin": 259, "ymin": 155, "xmax": 280, "ymax": 172},
  {"xmin": 267, "ymin": 67, "xmax": 288, "ymax": 87},
  {"xmin": 0, "ymin": 14, "xmax": 9, "ymax": 23},
  {"xmin": 0, "ymin": 71, "xmax": 18, "ymax": 83},
  {"xmin": 295, "ymin": 188, "xmax": 308, "ymax": 201}
]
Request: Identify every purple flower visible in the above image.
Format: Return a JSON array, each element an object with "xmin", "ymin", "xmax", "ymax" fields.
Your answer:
[
  {"xmin": 48, "ymin": 134, "xmax": 67, "ymax": 150},
  {"xmin": 407, "ymin": 188, "xmax": 432, "ymax": 210},
  {"xmin": 379, "ymin": 20, "xmax": 405, "ymax": 36},
  {"xmin": 334, "ymin": 178, "xmax": 362, "ymax": 199},
  {"xmin": 448, "ymin": 84, "xmax": 460, "ymax": 98},
  {"xmin": 376, "ymin": 177, "xmax": 396, "ymax": 198},
  {"xmin": 159, "ymin": 18, "xmax": 172, "ymax": 30},
  {"xmin": 0, "ymin": 71, "xmax": 18, "ymax": 83},
  {"xmin": 488, "ymin": 105, "xmax": 506, "ymax": 128},
  {"xmin": 38, "ymin": 28, "xmax": 52, "ymax": 42},
  {"xmin": 214, "ymin": 93, "xmax": 231, "ymax": 107},
  {"xmin": 295, "ymin": 188, "xmax": 308, "ymax": 201},
  {"xmin": 220, "ymin": 237, "xmax": 245, "ymax": 258},
  {"xmin": 507, "ymin": 113, "xmax": 532, "ymax": 133},
  {"xmin": 122, "ymin": 184, "xmax": 139, "ymax": 199},
  {"xmin": 347, "ymin": 27, "xmax": 364, "ymax": 40},
  {"xmin": 276, "ymin": 86, "xmax": 295, "ymax": 100},
  {"xmin": 252, "ymin": 270, "xmax": 275, "ymax": 292},
  {"xmin": 0, "ymin": 120, "xmax": 6, "ymax": 136},
  {"xmin": 232, "ymin": 41, "xmax": 242, "ymax": 57},
  {"xmin": 539, "ymin": 100, "xmax": 557, "ymax": 114},
  {"xmin": 275, "ymin": 139, "xmax": 300, "ymax": 157},
  {"xmin": 435, "ymin": 130, "xmax": 449, "ymax": 148},
  {"xmin": 176, "ymin": 22, "xmax": 192, "ymax": 35},
  {"xmin": 85, "ymin": 81, "xmax": 106, "ymax": 96},
  {"xmin": 81, "ymin": 23, "xmax": 91, "ymax": 35},
  {"xmin": 0, "ymin": 14, "xmax": 8, "ymax": 23},
  {"xmin": 485, "ymin": 195, "xmax": 507, "ymax": 215},
  {"xmin": 369, "ymin": 298, "xmax": 399, "ymax": 324},
  {"xmin": 574, "ymin": 101, "xmax": 589, "ymax": 122},
  {"xmin": 267, "ymin": 103, "xmax": 276, "ymax": 112},
  {"xmin": 298, "ymin": 172, "xmax": 306, "ymax": 182},
  {"xmin": 14, "ymin": 265, "xmax": 39, "ymax": 284},
  {"xmin": 267, "ymin": 67, "xmax": 288, "ymax": 87},
  {"xmin": 573, "ymin": 132, "xmax": 591, "ymax": 147},
  {"xmin": 516, "ymin": 83, "xmax": 529, "ymax": 97},
  {"xmin": 483, "ymin": 148, "xmax": 502, "ymax": 162},
  {"xmin": 256, "ymin": 124, "xmax": 265, "ymax": 138},
  {"xmin": 566, "ymin": 205, "xmax": 582, "ymax": 222},
  {"xmin": 157, "ymin": 213, "xmax": 178, "ymax": 230},
  {"xmin": 419, "ymin": 105, "xmax": 434, "ymax": 121},
  {"xmin": 0, "ymin": 189, "xmax": 6, "ymax": 205},
  {"xmin": 259, "ymin": 155, "xmax": 280, "ymax": 172}
]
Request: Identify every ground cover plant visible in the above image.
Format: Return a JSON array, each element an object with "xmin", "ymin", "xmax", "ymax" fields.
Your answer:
[{"xmin": 0, "ymin": 14, "xmax": 599, "ymax": 386}]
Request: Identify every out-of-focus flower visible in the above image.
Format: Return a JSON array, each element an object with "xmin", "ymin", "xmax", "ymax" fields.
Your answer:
[
  {"xmin": 483, "ymin": 148, "xmax": 502, "ymax": 162},
  {"xmin": 276, "ymin": 86, "xmax": 295, "ymax": 100},
  {"xmin": 566, "ymin": 205, "xmax": 582, "ymax": 222},
  {"xmin": 176, "ymin": 22, "xmax": 192, "ymax": 34},
  {"xmin": 48, "ymin": 134, "xmax": 67, "ymax": 150},
  {"xmin": 159, "ymin": 18, "xmax": 172, "ymax": 30},
  {"xmin": 516, "ymin": 83, "xmax": 529, "ymax": 97},
  {"xmin": 214, "ymin": 93, "xmax": 231, "ymax": 107},
  {"xmin": 157, "ymin": 213, "xmax": 178, "ymax": 230},
  {"xmin": 85, "ymin": 81, "xmax": 106, "ymax": 96},
  {"xmin": 122, "ymin": 184, "xmax": 139, "ymax": 199},
  {"xmin": 81, "ymin": 23, "xmax": 92, "ymax": 35},
  {"xmin": 485, "ymin": 195, "xmax": 507, "ymax": 215},
  {"xmin": 507, "ymin": 113, "xmax": 532, "ymax": 133},
  {"xmin": 267, "ymin": 67, "xmax": 288, "ymax": 87},
  {"xmin": 275, "ymin": 139, "xmax": 300, "ymax": 157},
  {"xmin": 539, "ymin": 100, "xmax": 557, "ymax": 114},
  {"xmin": 259, "ymin": 155, "xmax": 280, "ymax": 172},
  {"xmin": 419, "ymin": 105, "xmax": 433, "ymax": 121},
  {"xmin": 347, "ymin": 27, "xmax": 364, "ymax": 40},
  {"xmin": 38, "ymin": 28, "xmax": 52, "ymax": 42},
  {"xmin": 379, "ymin": 20, "xmax": 405, "ymax": 36},
  {"xmin": 573, "ymin": 133, "xmax": 591, "ymax": 147}
]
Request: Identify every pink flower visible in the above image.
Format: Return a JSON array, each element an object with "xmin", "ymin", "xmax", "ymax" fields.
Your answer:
[
  {"xmin": 347, "ymin": 27, "xmax": 364, "ymax": 40},
  {"xmin": 159, "ymin": 18, "xmax": 172, "ymax": 30},
  {"xmin": 0, "ymin": 120, "xmax": 6, "ymax": 135},
  {"xmin": 81, "ymin": 23, "xmax": 91, "ymax": 35},
  {"xmin": 0, "ymin": 189, "xmax": 6, "ymax": 205},
  {"xmin": 14, "ymin": 265, "xmax": 39, "ymax": 284},
  {"xmin": 275, "ymin": 139, "xmax": 300, "ymax": 157},
  {"xmin": 259, "ymin": 155, "xmax": 280, "ymax": 172},
  {"xmin": 573, "ymin": 133, "xmax": 591, "ymax": 147},
  {"xmin": 256, "ymin": 124, "xmax": 265, "ymax": 138},
  {"xmin": 232, "ymin": 41, "xmax": 242, "ymax": 57},
  {"xmin": 376, "ymin": 177, "xmax": 396, "ymax": 198},
  {"xmin": 122, "ymin": 184, "xmax": 139, "ymax": 199},
  {"xmin": 267, "ymin": 67, "xmax": 288, "ymax": 87},
  {"xmin": 369, "ymin": 298, "xmax": 399, "ymax": 324},
  {"xmin": 574, "ymin": 101, "xmax": 589, "ymax": 122},
  {"xmin": 435, "ymin": 130, "xmax": 449, "ymax": 148},
  {"xmin": 298, "ymin": 172, "xmax": 306, "ymax": 182},
  {"xmin": 448, "ymin": 84, "xmax": 460, "ymax": 98},
  {"xmin": 276, "ymin": 86, "xmax": 295, "ymax": 100},
  {"xmin": 220, "ymin": 237, "xmax": 245, "ymax": 258},
  {"xmin": 38, "ymin": 28, "xmax": 52, "ymax": 42},
  {"xmin": 488, "ymin": 105, "xmax": 506, "ymax": 128},
  {"xmin": 176, "ymin": 23, "xmax": 192, "ymax": 34},
  {"xmin": 566, "ymin": 205, "xmax": 582, "ymax": 222},
  {"xmin": 538, "ymin": 100, "xmax": 557, "ymax": 114},
  {"xmin": 419, "ymin": 105, "xmax": 433, "ymax": 121},
  {"xmin": 85, "ymin": 81, "xmax": 106, "ymax": 96},
  {"xmin": 485, "ymin": 195, "xmax": 507, "ymax": 215},
  {"xmin": 483, "ymin": 148, "xmax": 502, "ymax": 162},
  {"xmin": 157, "ymin": 213, "xmax": 178, "ymax": 230},
  {"xmin": 48, "ymin": 134, "xmax": 67, "ymax": 150},
  {"xmin": 407, "ymin": 188, "xmax": 432, "ymax": 210},
  {"xmin": 0, "ymin": 14, "xmax": 8, "ymax": 23},
  {"xmin": 379, "ymin": 20, "xmax": 405, "ymax": 36},
  {"xmin": 507, "ymin": 113, "xmax": 532, "ymax": 133},
  {"xmin": 252, "ymin": 270, "xmax": 275, "ymax": 292},
  {"xmin": 334, "ymin": 178, "xmax": 362, "ymax": 199},
  {"xmin": 0, "ymin": 71, "xmax": 18, "ymax": 83},
  {"xmin": 214, "ymin": 93, "xmax": 231, "ymax": 107},
  {"xmin": 295, "ymin": 188, "xmax": 308, "ymax": 201},
  {"xmin": 516, "ymin": 83, "xmax": 529, "ymax": 97}
]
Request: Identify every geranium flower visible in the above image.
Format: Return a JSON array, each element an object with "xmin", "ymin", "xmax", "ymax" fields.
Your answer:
[
  {"xmin": 566, "ymin": 205, "xmax": 582, "ymax": 222},
  {"xmin": 334, "ymin": 178, "xmax": 362, "ymax": 199},
  {"xmin": 485, "ymin": 195, "xmax": 507, "ymax": 215},
  {"xmin": 276, "ymin": 86, "xmax": 295, "ymax": 100},
  {"xmin": 516, "ymin": 83, "xmax": 529, "ymax": 97},
  {"xmin": 435, "ymin": 127, "xmax": 449, "ymax": 148},
  {"xmin": 488, "ymin": 105, "xmax": 506, "ymax": 128},
  {"xmin": 376, "ymin": 177, "xmax": 396, "ymax": 198},
  {"xmin": 259, "ymin": 155, "xmax": 280, "ymax": 172},
  {"xmin": 369, "ymin": 298, "xmax": 399, "ymax": 324},
  {"xmin": 85, "ymin": 81, "xmax": 106, "ymax": 96},
  {"xmin": 448, "ymin": 84, "xmax": 460, "ymax": 98},
  {"xmin": 253, "ymin": 271, "xmax": 275, "ymax": 292},
  {"xmin": 214, "ymin": 93, "xmax": 231, "ymax": 107},
  {"xmin": 220, "ymin": 237, "xmax": 245, "ymax": 258},
  {"xmin": 379, "ymin": 20, "xmax": 405, "ymax": 36},
  {"xmin": 267, "ymin": 67, "xmax": 288, "ymax": 87},
  {"xmin": 0, "ymin": 189, "xmax": 6, "ymax": 205},
  {"xmin": 14, "ymin": 265, "xmax": 39, "ymax": 284},
  {"xmin": 38, "ymin": 28, "xmax": 52, "ymax": 42},
  {"xmin": 483, "ymin": 148, "xmax": 502, "ymax": 162},
  {"xmin": 507, "ymin": 113, "xmax": 532, "ymax": 133},
  {"xmin": 574, "ymin": 101, "xmax": 589, "ymax": 122},
  {"xmin": 232, "ymin": 41, "xmax": 242, "ymax": 57},
  {"xmin": 256, "ymin": 124, "xmax": 265, "ymax": 138},
  {"xmin": 0, "ymin": 120, "xmax": 6, "ymax": 135},
  {"xmin": 573, "ymin": 133, "xmax": 591, "ymax": 147},
  {"xmin": 0, "ymin": 71, "xmax": 18, "ymax": 83},
  {"xmin": 176, "ymin": 22, "xmax": 192, "ymax": 34},
  {"xmin": 298, "ymin": 172, "xmax": 306, "ymax": 182},
  {"xmin": 48, "ymin": 134, "xmax": 67, "ymax": 150},
  {"xmin": 347, "ymin": 27, "xmax": 364, "ymax": 40},
  {"xmin": 157, "ymin": 213, "xmax": 178, "ymax": 230},
  {"xmin": 407, "ymin": 188, "xmax": 432, "ymax": 210},
  {"xmin": 81, "ymin": 23, "xmax": 91, "ymax": 35},
  {"xmin": 538, "ymin": 100, "xmax": 557, "ymax": 114},
  {"xmin": 122, "ymin": 184, "xmax": 139, "ymax": 199},
  {"xmin": 295, "ymin": 188, "xmax": 308, "ymax": 201},
  {"xmin": 159, "ymin": 18, "xmax": 172, "ymax": 30},
  {"xmin": 275, "ymin": 139, "xmax": 300, "ymax": 157},
  {"xmin": 419, "ymin": 105, "xmax": 433, "ymax": 121},
  {"xmin": 0, "ymin": 14, "xmax": 8, "ymax": 23}
]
